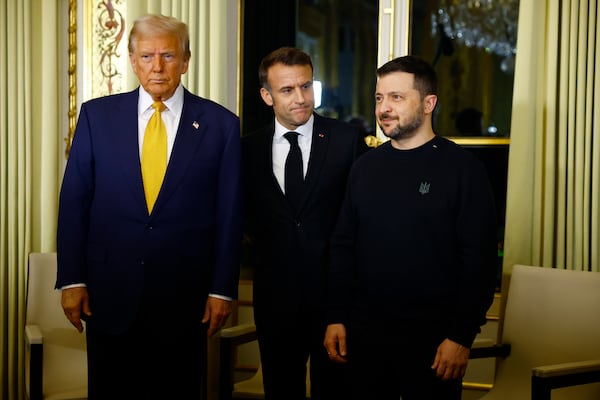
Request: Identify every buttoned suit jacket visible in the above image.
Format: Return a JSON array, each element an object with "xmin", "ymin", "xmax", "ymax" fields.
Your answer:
[
  {"xmin": 243, "ymin": 113, "xmax": 366, "ymax": 314},
  {"xmin": 56, "ymin": 88, "xmax": 243, "ymax": 335}
]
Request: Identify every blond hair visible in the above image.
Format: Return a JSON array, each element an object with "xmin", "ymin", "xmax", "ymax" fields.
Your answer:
[{"xmin": 128, "ymin": 14, "xmax": 191, "ymax": 60}]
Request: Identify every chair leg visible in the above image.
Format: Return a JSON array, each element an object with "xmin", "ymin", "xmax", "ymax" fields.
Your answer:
[
  {"xmin": 28, "ymin": 343, "xmax": 43, "ymax": 400},
  {"xmin": 219, "ymin": 339, "xmax": 234, "ymax": 400},
  {"xmin": 531, "ymin": 376, "xmax": 550, "ymax": 400}
]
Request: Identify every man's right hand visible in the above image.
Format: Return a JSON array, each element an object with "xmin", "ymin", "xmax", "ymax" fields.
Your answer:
[
  {"xmin": 323, "ymin": 323, "xmax": 348, "ymax": 363},
  {"xmin": 61, "ymin": 287, "xmax": 92, "ymax": 333}
]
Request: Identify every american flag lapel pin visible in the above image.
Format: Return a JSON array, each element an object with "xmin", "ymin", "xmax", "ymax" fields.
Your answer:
[
  {"xmin": 318, "ymin": 132, "xmax": 325, "ymax": 138},
  {"xmin": 192, "ymin": 121, "xmax": 200, "ymax": 130}
]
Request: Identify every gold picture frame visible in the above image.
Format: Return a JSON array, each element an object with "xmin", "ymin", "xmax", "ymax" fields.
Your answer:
[
  {"xmin": 67, "ymin": 0, "xmax": 128, "ymax": 158},
  {"xmin": 67, "ymin": 0, "xmax": 77, "ymax": 158}
]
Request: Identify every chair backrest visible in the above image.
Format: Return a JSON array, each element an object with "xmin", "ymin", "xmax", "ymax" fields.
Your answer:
[
  {"xmin": 26, "ymin": 252, "xmax": 87, "ymax": 399},
  {"xmin": 482, "ymin": 264, "xmax": 600, "ymax": 400}
]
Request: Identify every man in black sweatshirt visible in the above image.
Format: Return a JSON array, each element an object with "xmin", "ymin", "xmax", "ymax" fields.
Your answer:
[{"xmin": 324, "ymin": 55, "xmax": 498, "ymax": 400}]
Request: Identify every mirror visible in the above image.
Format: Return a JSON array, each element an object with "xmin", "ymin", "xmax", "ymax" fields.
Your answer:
[
  {"xmin": 409, "ymin": 1, "xmax": 516, "ymax": 286},
  {"xmin": 296, "ymin": 0, "xmax": 379, "ymax": 137},
  {"xmin": 240, "ymin": 0, "xmax": 379, "ymax": 137},
  {"xmin": 411, "ymin": 1, "xmax": 517, "ymax": 139}
]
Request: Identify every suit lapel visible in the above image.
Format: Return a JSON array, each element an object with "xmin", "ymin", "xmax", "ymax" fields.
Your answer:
[
  {"xmin": 152, "ymin": 90, "xmax": 206, "ymax": 214},
  {"xmin": 253, "ymin": 123, "xmax": 296, "ymax": 214},
  {"xmin": 262, "ymin": 123, "xmax": 284, "ymax": 196},
  {"xmin": 257, "ymin": 115, "xmax": 330, "ymax": 216},
  {"xmin": 113, "ymin": 90, "xmax": 147, "ymax": 211},
  {"xmin": 297, "ymin": 114, "xmax": 329, "ymax": 213}
]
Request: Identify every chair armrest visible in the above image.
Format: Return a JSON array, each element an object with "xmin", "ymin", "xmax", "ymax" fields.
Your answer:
[
  {"xmin": 471, "ymin": 338, "xmax": 494, "ymax": 348},
  {"xmin": 25, "ymin": 324, "xmax": 43, "ymax": 345},
  {"xmin": 469, "ymin": 342, "xmax": 511, "ymax": 359},
  {"xmin": 531, "ymin": 359, "xmax": 600, "ymax": 400},
  {"xmin": 24, "ymin": 324, "xmax": 43, "ymax": 400},
  {"xmin": 218, "ymin": 323, "xmax": 257, "ymax": 400},
  {"xmin": 220, "ymin": 323, "xmax": 257, "ymax": 346},
  {"xmin": 533, "ymin": 359, "xmax": 600, "ymax": 377}
]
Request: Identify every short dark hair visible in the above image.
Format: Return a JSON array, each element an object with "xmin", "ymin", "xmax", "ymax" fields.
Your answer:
[
  {"xmin": 258, "ymin": 47, "xmax": 313, "ymax": 91},
  {"xmin": 376, "ymin": 55, "xmax": 437, "ymax": 98}
]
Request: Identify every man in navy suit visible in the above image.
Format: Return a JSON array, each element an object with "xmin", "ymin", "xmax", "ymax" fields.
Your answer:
[
  {"xmin": 56, "ymin": 14, "xmax": 242, "ymax": 399},
  {"xmin": 243, "ymin": 47, "xmax": 367, "ymax": 400}
]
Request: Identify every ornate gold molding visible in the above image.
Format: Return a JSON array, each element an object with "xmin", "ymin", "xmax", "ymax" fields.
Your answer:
[
  {"xmin": 67, "ymin": 0, "xmax": 127, "ymax": 158},
  {"xmin": 67, "ymin": 0, "xmax": 77, "ymax": 158},
  {"xmin": 92, "ymin": 1, "xmax": 126, "ymax": 96}
]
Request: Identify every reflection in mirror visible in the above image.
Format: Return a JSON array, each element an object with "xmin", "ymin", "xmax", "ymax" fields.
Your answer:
[
  {"xmin": 296, "ymin": 0, "xmax": 379, "ymax": 138},
  {"xmin": 411, "ymin": 1, "xmax": 518, "ymax": 138},
  {"xmin": 240, "ymin": 0, "xmax": 378, "ymax": 137}
]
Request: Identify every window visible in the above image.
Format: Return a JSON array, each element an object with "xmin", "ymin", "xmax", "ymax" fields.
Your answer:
[
  {"xmin": 410, "ymin": 1, "xmax": 518, "ymax": 285},
  {"xmin": 411, "ymin": 1, "xmax": 517, "ymax": 138},
  {"xmin": 240, "ymin": 0, "xmax": 379, "ymax": 136}
]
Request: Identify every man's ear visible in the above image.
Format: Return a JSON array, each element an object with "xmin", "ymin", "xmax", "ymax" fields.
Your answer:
[
  {"xmin": 181, "ymin": 57, "xmax": 190, "ymax": 75},
  {"xmin": 129, "ymin": 53, "xmax": 137, "ymax": 71},
  {"xmin": 423, "ymin": 94, "xmax": 438, "ymax": 114},
  {"xmin": 260, "ymin": 87, "xmax": 274, "ymax": 106}
]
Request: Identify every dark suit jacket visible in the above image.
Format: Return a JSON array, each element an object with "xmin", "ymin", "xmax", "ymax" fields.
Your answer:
[
  {"xmin": 243, "ymin": 113, "xmax": 366, "ymax": 314},
  {"xmin": 56, "ymin": 88, "xmax": 243, "ymax": 335}
]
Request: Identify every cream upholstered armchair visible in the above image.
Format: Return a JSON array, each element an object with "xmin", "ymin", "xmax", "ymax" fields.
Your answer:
[
  {"xmin": 24, "ymin": 252, "xmax": 87, "ymax": 400},
  {"xmin": 469, "ymin": 264, "xmax": 600, "ymax": 399}
]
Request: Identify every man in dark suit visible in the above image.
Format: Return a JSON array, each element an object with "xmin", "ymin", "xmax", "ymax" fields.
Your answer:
[
  {"xmin": 243, "ymin": 47, "xmax": 367, "ymax": 400},
  {"xmin": 56, "ymin": 14, "xmax": 242, "ymax": 399}
]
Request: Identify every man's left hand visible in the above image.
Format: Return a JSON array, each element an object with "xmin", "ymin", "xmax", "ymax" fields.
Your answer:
[
  {"xmin": 431, "ymin": 338, "xmax": 470, "ymax": 380},
  {"xmin": 202, "ymin": 297, "xmax": 232, "ymax": 337}
]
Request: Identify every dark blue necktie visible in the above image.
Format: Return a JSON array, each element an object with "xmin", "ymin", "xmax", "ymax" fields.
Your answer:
[{"xmin": 284, "ymin": 131, "xmax": 304, "ymax": 210}]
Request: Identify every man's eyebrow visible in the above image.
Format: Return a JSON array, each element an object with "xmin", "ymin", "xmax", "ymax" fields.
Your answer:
[{"xmin": 376, "ymin": 91, "xmax": 402, "ymax": 96}]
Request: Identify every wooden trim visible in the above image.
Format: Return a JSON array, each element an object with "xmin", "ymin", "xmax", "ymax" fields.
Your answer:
[
  {"xmin": 446, "ymin": 137, "xmax": 510, "ymax": 146},
  {"xmin": 462, "ymin": 382, "xmax": 493, "ymax": 391}
]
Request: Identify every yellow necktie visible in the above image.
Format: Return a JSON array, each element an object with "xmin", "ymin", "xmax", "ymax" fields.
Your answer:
[{"xmin": 141, "ymin": 101, "xmax": 167, "ymax": 214}]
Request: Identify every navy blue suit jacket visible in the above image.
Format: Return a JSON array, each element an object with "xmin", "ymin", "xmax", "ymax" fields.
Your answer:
[{"xmin": 56, "ymin": 88, "xmax": 243, "ymax": 334}]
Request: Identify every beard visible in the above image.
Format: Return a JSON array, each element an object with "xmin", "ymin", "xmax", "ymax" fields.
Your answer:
[{"xmin": 379, "ymin": 105, "xmax": 424, "ymax": 140}]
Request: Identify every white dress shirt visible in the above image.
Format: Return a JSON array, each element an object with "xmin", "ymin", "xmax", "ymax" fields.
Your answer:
[
  {"xmin": 272, "ymin": 114, "xmax": 314, "ymax": 193},
  {"xmin": 137, "ymin": 84, "xmax": 184, "ymax": 161}
]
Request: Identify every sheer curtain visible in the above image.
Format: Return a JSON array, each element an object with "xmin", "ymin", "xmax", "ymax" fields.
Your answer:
[
  {"xmin": 503, "ymin": 0, "xmax": 600, "ymax": 274},
  {"xmin": 0, "ymin": 1, "xmax": 239, "ymax": 399},
  {"xmin": 1, "ymin": 1, "xmax": 62, "ymax": 398}
]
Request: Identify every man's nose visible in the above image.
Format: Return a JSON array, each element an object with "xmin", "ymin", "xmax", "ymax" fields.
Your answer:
[
  {"xmin": 293, "ymin": 88, "xmax": 305, "ymax": 103},
  {"xmin": 377, "ymin": 98, "xmax": 391, "ymax": 113},
  {"xmin": 152, "ymin": 56, "xmax": 164, "ymax": 71}
]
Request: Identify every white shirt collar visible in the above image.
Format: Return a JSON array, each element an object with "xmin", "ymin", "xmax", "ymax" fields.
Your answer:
[
  {"xmin": 274, "ymin": 114, "xmax": 315, "ymax": 142},
  {"xmin": 138, "ymin": 84, "xmax": 184, "ymax": 115}
]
